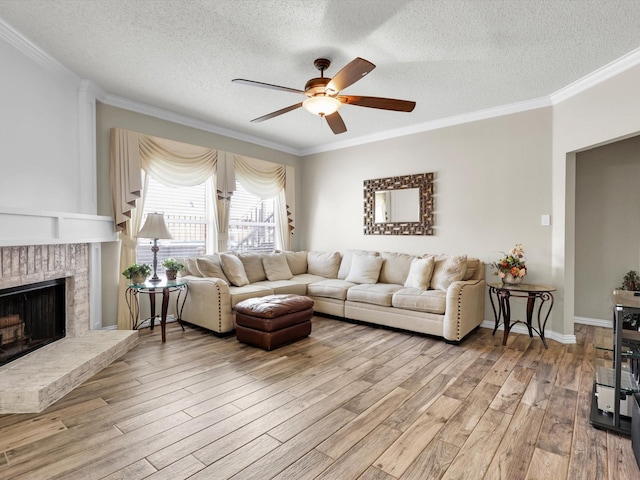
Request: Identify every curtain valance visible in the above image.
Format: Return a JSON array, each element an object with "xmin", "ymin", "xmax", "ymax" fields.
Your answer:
[
  {"xmin": 234, "ymin": 154, "xmax": 285, "ymax": 199},
  {"xmin": 110, "ymin": 128, "xmax": 219, "ymax": 230},
  {"xmin": 139, "ymin": 135, "xmax": 217, "ymax": 187},
  {"xmin": 110, "ymin": 129, "xmax": 143, "ymax": 229}
]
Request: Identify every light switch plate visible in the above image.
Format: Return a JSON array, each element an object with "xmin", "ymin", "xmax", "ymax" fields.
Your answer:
[{"xmin": 541, "ymin": 214, "xmax": 551, "ymax": 226}]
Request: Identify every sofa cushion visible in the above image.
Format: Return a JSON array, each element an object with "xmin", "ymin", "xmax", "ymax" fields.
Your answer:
[
  {"xmin": 237, "ymin": 252, "xmax": 267, "ymax": 283},
  {"xmin": 379, "ymin": 251, "xmax": 415, "ymax": 285},
  {"xmin": 392, "ymin": 288, "xmax": 447, "ymax": 314},
  {"xmin": 220, "ymin": 253, "xmax": 250, "ymax": 287},
  {"xmin": 337, "ymin": 250, "xmax": 379, "ymax": 279},
  {"xmin": 307, "ymin": 279, "xmax": 356, "ymax": 300},
  {"xmin": 347, "ymin": 283, "xmax": 404, "ymax": 307},
  {"xmin": 430, "ymin": 254, "xmax": 468, "ymax": 291},
  {"xmin": 345, "ymin": 254, "xmax": 384, "ymax": 284},
  {"xmin": 463, "ymin": 258, "xmax": 480, "ymax": 281},
  {"xmin": 228, "ymin": 284, "xmax": 273, "ymax": 307},
  {"xmin": 196, "ymin": 255, "xmax": 229, "ymax": 283},
  {"xmin": 289, "ymin": 273, "xmax": 327, "ymax": 286},
  {"xmin": 252, "ymin": 280, "xmax": 306, "ymax": 296},
  {"xmin": 284, "ymin": 251, "xmax": 308, "ymax": 275},
  {"xmin": 262, "ymin": 253, "xmax": 293, "ymax": 281},
  {"xmin": 307, "ymin": 251, "xmax": 341, "ymax": 278},
  {"xmin": 404, "ymin": 256, "xmax": 435, "ymax": 290}
]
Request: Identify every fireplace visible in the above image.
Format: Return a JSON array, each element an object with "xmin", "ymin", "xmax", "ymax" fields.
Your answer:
[{"xmin": 0, "ymin": 278, "xmax": 66, "ymax": 366}]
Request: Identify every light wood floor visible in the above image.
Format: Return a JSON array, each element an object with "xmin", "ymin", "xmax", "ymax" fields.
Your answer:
[{"xmin": 0, "ymin": 317, "xmax": 639, "ymax": 480}]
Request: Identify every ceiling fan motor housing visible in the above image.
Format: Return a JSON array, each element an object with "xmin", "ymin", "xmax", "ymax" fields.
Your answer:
[{"xmin": 304, "ymin": 77, "xmax": 333, "ymax": 97}]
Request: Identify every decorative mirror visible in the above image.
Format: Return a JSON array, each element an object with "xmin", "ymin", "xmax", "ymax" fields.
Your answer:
[{"xmin": 364, "ymin": 172, "xmax": 434, "ymax": 235}]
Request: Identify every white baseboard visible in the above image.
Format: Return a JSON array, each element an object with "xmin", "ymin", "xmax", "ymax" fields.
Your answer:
[
  {"xmin": 574, "ymin": 316, "xmax": 612, "ymax": 328},
  {"xmin": 480, "ymin": 320, "xmax": 576, "ymax": 344}
]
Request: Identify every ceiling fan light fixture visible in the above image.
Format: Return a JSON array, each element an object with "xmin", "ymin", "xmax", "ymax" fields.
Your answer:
[{"xmin": 302, "ymin": 96, "xmax": 341, "ymax": 117}]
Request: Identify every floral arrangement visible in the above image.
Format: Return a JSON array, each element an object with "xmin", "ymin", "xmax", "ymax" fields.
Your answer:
[{"xmin": 492, "ymin": 243, "xmax": 527, "ymax": 279}]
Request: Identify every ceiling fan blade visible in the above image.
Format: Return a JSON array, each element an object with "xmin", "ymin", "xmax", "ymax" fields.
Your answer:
[
  {"xmin": 339, "ymin": 95, "xmax": 416, "ymax": 112},
  {"xmin": 326, "ymin": 57, "xmax": 375, "ymax": 93},
  {"xmin": 232, "ymin": 78, "xmax": 305, "ymax": 95},
  {"xmin": 325, "ymin": 111, "xmax": 347, "ymax": 134},
  {"xmin": 251, "ymin": 103, "xmax": 303, "ymax": 122}
]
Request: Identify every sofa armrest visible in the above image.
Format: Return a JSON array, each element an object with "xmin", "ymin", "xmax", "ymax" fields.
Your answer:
[
  {"xmin": 181, "ymin": 276, "xmax": 234, "ymax": 333},
  {"xmin": 443, "ymin": 279, "xmax": 486, "ymax": 342}
]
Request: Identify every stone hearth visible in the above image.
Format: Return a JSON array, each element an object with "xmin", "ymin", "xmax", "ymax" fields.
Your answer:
[{"xmin": 0, "ymin": 244, "xmax": 137, "ymax": 413}]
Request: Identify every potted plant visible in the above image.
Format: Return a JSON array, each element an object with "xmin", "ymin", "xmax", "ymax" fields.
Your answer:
[
  {"xmin": 162, "ymin": 258, "xmax": 185, "ymax": 281},
  {"xmin": 122, "ymin": 263, "xmax": 152, "ymax": 284}
]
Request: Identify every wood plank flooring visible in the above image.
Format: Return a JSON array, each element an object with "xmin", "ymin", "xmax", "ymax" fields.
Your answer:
[{"xmin": 0, "ymin": 317, "xmax": 639, "ymax": 479}]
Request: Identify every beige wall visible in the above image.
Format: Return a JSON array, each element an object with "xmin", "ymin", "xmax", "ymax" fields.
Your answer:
[
  {"xmin": 553, "ymin": 63, "xmax": 640, "ymax": 336},
  {"xmin": 575, "ymin": 135, "xmax": 640, "ymax": 321},
  {"xmin": 95, "ymin": 102, "xmax": 302, "ymax": 327},
  {"xmin": 94, "ymin": 62, "xmax": 640, "ymax": 337},
  {"xmin": 300, "ymin": 108, "xmax": 554, "ymax": 328}
]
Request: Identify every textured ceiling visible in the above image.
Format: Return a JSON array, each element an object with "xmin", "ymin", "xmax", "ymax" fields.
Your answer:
[{"xmin": 1, "ymin": 0, "xmax": 640, "ymax": 154}]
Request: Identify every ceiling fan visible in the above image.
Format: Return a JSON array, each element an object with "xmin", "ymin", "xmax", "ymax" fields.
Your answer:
[{"xmin": 232, "ymin": 57, "xmax": 416, "ymax": 135}]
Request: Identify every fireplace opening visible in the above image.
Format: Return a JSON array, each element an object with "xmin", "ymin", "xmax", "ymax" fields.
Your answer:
[{"xmin": 0, "ymin": 278, "xmax": 66, "ymax": 367}]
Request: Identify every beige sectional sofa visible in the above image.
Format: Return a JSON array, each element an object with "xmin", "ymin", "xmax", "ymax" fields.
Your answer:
[{"xmin": 178, "ymin": 249, "xmax": 485, "ymax": 343}]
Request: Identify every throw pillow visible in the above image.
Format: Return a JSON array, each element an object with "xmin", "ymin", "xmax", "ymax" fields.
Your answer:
[
  {"xmin": 463, "ymin": 258, "xmax": 480, "ymax": 280},
  {"xmin": 219, "ymin": 253, "xmax": 250, "ymax": 287},
  {"xmin": 262, "ymin": 253, "xmax": 293, "ymax": 281},
  {"xmin": 337, "ymin": 249, "xmax": 379, "ymax": 279},
  {"xmin": 379, "ymin": 251, "xmax": 415, "ymax": 285},
  {"xmin": 307, "ymin": 251, "xmax": 341, "ymax": 278},
  {"xmin": 404, "ymin": 256, "xmax": 435, "ymax": 290},
  {"xmin": 195, "ymin": 255, "xmax": 229, "ymax": 283},
  {"xmin": 237, "ymin": 252, "xmax": 267, "ymax": 283},
  {"xmin": 430, "ymin": 254, "xmax": 468, "ymax": 291},
  {"xmin": 345, "ymin": 253, "xmax": 384, "ymax": 284},
  {"xmin": 284, "ymin": 251, "xmax": 308, "ymax": 275},
  {"xmin": 182, "ymin": 257, "xmax": 201, "ymax": 277}
]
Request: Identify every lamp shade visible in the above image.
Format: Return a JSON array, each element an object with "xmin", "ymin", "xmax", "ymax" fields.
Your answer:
[
  {"xmin": 137, "ymin": 213, "xmax": 173, "ymax": 239},
  {"xmin": 302, "ymin": 96, "xmax": 341, "ymax": 117}
]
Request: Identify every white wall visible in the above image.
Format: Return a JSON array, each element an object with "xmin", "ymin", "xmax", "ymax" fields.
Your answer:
[
  {"xmin": 575, "ymin": 135, "xmax": 640, "ymax": 321},
  {"xmin": 0, "ymin": 31, "xmax": 83, "ymax": 213},
  {"xmin": 300, "ymin": 108, "xmax": 554, "ymax": 330}
]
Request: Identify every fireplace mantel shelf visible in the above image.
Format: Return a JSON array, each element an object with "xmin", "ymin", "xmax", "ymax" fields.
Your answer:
[{"xmin": 0, "ymin": 206, "xmax": 116, "ymax": 247}]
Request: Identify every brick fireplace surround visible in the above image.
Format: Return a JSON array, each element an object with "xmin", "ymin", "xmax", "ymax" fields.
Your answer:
[{"xmin": 0, "ymin": 244, "xmax": 137, "ymax": 414}]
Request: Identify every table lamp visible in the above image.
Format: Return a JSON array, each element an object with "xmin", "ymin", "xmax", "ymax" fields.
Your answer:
[{"xmin": 137, "ymin": 212, "xmax": 173, "ymax": 283}]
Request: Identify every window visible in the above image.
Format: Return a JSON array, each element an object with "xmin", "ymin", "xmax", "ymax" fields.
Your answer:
[
  {"xmin": 228, "ymin": 181, "xmax": 276, "ymax": 254},
  {"xmin": 136, "ymin": 176, "xmax": 277, "ymax": 266},
  {"xmin": 136, "ymin": 176, "xmax": 208, "ymax": 269}
]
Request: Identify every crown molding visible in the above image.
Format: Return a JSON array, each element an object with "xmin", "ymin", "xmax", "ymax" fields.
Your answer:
[
  {"xmin": 300, "ymin": 96, "xmax": 553, "ymax": 156},
  {"xmin": 0, "ymin": 17, "xmax": 79, "ymax": 82},
  {"xmin": 551, "ymin": 46, "xmax": 640, "ymax": 104},
  {"xmin": 98, "ymin": 93, "xmax": 300, "ymax": 156}
]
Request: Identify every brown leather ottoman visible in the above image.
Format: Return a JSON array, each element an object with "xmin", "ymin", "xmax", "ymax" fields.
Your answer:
[{"xmin": 234, "ymin": 294, "xmax": 314, "ymax": 350}]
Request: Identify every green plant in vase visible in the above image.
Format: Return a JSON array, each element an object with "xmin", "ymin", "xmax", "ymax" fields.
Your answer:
[
  {"xmin": 162, "ymin": 258, "xmax": 185, "ymax": 281},
  {"xmin": 122, "ymin": 263, "xmax": 152, "ymax": 284}
]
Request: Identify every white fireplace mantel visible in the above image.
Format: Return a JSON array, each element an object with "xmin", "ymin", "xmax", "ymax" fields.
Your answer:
[{"xmin": 0, "ymin": 206, "xmax": 116, "ymax": 247}]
